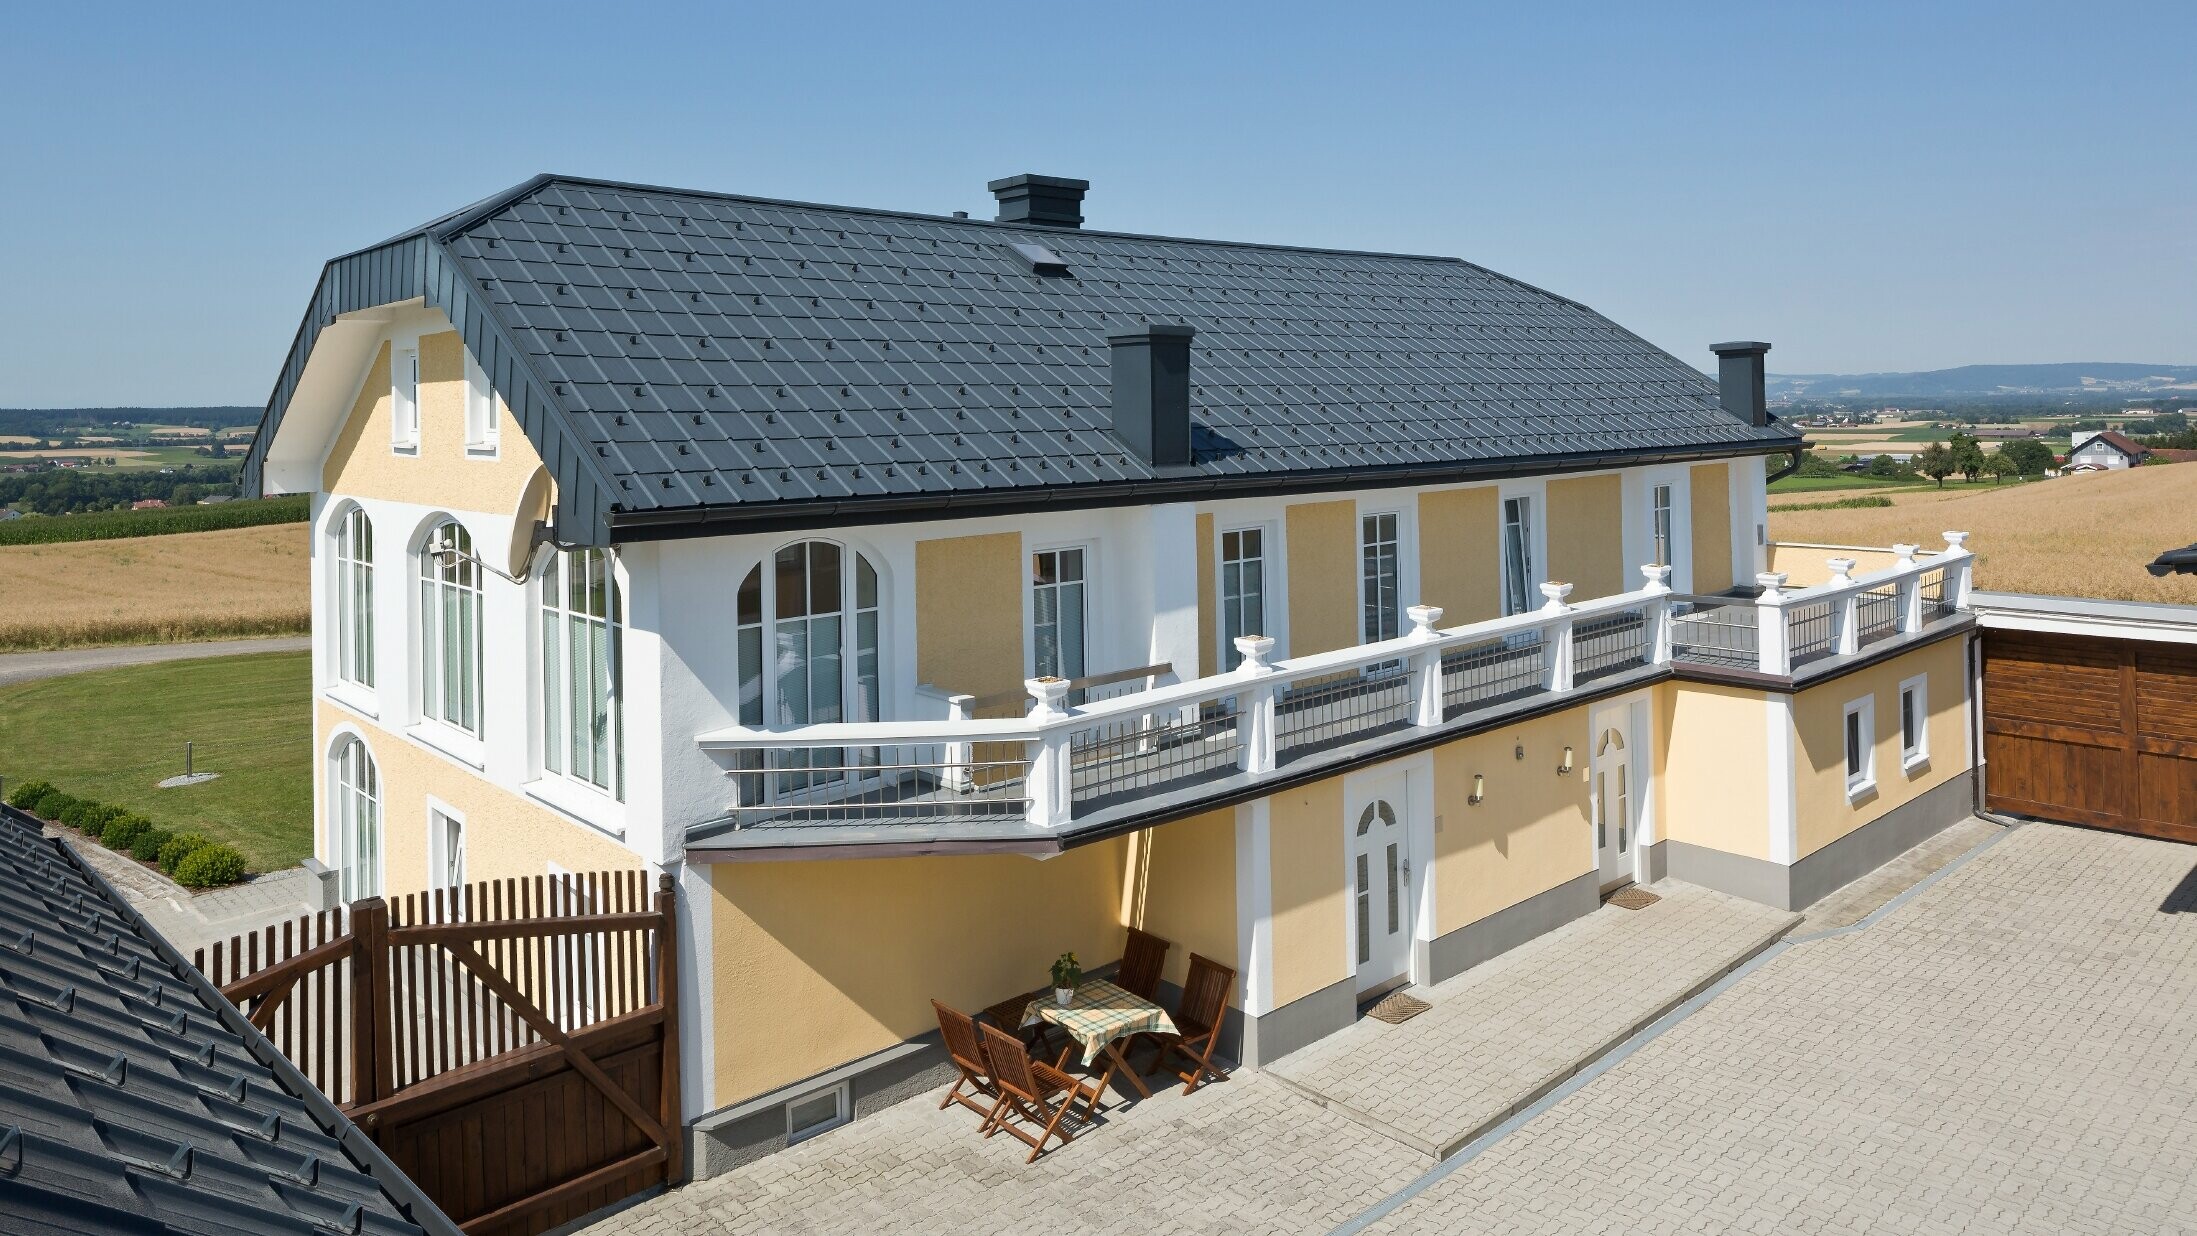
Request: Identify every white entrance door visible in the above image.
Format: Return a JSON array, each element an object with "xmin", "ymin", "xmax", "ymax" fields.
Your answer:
[
  {"xmin": 1349, "ymin": 772, "xmax": 1412, "ymax": 993},
  {"xmin": 1591, "ymin": 707, "xmax": 1638, "ymax": 891}
]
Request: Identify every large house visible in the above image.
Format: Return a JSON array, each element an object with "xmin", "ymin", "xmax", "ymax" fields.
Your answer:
[{"xmin": 244, "ymin": 172, "xmax": 1978, "ymax": 1173}]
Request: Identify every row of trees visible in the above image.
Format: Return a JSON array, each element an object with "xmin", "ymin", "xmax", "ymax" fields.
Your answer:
[
  {"xmin": 0, "ymin": 463, "xmax": 242, "ymax": 515},
  {"xmin": 1910, "ymin": 432, "xmax": 2055, "ymax": 487}
]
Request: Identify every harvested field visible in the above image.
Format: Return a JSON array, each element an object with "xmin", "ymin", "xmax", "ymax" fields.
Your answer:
[
  {"xmin": 1769, "ymin": 465, "xmax": 2197, "ymax": 604},
  {"xmin": 0, "ymin": 523, "xmax": 308, "ymax": 650}
]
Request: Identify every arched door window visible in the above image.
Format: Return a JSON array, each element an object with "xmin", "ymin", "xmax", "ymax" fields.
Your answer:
[
  {"xmin": 333, "ymin": 506, "xmax": 375, "ymax": 687},
  {"xmin": 734, "ymin": 542, "xmax": 881, "ymax": 794},
  {"xmin": 331, "ymin": 735, "xmax": 382, "ymax": 902},
  {"xmin": 419, "ymin": 520, "xmax": 482, "ymax": 734}
]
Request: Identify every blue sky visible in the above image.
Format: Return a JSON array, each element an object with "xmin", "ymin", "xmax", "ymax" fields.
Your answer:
[{"xmin": 2, "ymin": 1, "xmax": 2191, "ymax": 407}]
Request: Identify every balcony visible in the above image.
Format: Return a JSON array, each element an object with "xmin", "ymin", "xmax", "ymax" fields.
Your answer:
[{"xmin": 689, "ymin": 536, "xmax": 1975, "ymax": 849}]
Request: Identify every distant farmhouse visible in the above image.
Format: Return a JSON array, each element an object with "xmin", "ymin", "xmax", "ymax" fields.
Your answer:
[{"xmin": 2066, "ymin": 430, "xmax": 2148, "ymax": 471}]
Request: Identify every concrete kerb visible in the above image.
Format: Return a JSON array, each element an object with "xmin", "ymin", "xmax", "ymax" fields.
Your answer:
[{"xmin": 1326, "ymin": 818, "xmax": 2024, "ymax": 1236}]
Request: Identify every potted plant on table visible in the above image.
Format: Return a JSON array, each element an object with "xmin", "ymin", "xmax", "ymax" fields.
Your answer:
[{"xmin": 1051, "ymin": 952, "xmax": 1082, "ymax": 1006}]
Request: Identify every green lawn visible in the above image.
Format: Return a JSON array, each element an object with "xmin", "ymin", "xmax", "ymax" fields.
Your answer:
[
  {"xmin": 0, "ymin": 650, "xmax": 312, "ymax": 871},
  {"xmin": 1769, "ymin": 473, "xmax": 1935, "ymax": 494}
]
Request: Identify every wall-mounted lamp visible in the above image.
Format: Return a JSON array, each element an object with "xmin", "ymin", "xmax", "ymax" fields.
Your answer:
[
  {"xmin": 1558, "ymin": 746, "xmax": 1575, "ymax": 776},
  {"xmin": 1469, "ymin": 774, "xmax": 1486, "ymax": 805},
  {"xmin": 1514, "ymin": 743, "xmax": 1525, "ymax": 761}
]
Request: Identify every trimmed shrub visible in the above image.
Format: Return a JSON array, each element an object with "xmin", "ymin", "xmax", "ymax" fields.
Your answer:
[
  {"xmin": 30, "ymin": 790, "xmax": 78, "ymax": 820},
  {"xmin": 173, "ymin": 843, "xmax": 247, "ymax": 889},
  {"xmin": 100, "ymin": 813, "xmax": 150, "ymax": 852},
  {"xmin": 129, "ymin": 827, "xmax": 173, "ymax": 862},
  {"xmin": 58, "ymin": 800, "xmax": 101, "ymax": 832},
  {"xmin": 6, "ymin": 780, "xmax": 54, "ymax": 809},
  {"xmin": 158, "ymin": 832, "xmax": 208, "ymax": 875}
]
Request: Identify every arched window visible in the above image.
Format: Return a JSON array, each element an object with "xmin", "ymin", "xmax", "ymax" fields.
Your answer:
[
  {"xmin": 735, "ymin": 541, "xmax": 881, "ymax": 794},
  {"xmin": 333, "ymin": 506, "xmax": 375, "ymax": 687},
  {"xmin": 331, "ymin": 735, "xmax": 382, "ymax": 902},
  {"xmin": 542, "ymin": 547, "xmax": 623, "ymax": 797},
  {"xmin": 419, "ymin": 520, "xmax": 481, "ymax": 734}
]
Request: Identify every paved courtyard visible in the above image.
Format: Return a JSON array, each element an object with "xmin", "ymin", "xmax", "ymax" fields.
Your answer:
[{"xmin": 601, "ymin": 823, "xmax": 2197, "ymax": 1235}]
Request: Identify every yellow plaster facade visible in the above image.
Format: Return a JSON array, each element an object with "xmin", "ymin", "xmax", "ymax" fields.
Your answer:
[
  {"xmin": 1285, "ymin": 500, "xmax": 1357, "ymax": 656},
  {"xmin": 1195, "ymin": 512, "xmax": 1218, "ymax": 676},
  {"xmin": 914, "ymin": 531, "xmax": 1024, "ymax": 705},
  {"xmin": 1690, "ymin": 462, "xmax": 1734, "ymax": 594},
  {"xmin": 1125, "ymin": 807, "xmax": 1239, "ymax": 994},
  {"xmin": 1793, "ymin": 638, "xmax": 1969, "ymax": 856},
  {"xmin": 1655, "ymin": 680, "xmax": 1773, "ymax": 860},
  {"xmin": 321, "ymin": 333, "xmax": 548, "ymax": 517},
  {"xmin": 1265, "ymin": 778, "xmax": 1350, "ymax": 1006},
  {"xmin": 1545, "ymin": 474, "xmax": 1626, "ymax": 600},
  {"xmin": 1417, "ymin": 486, "xmax": 1500, "ymax": 624},
  {"xmin": 316, "ymin": 702, "xmax": 639, "ymax": 900},
  {"xmin": 1429, "ymin": 708, "xmax": 1596, "ymax": 933}
]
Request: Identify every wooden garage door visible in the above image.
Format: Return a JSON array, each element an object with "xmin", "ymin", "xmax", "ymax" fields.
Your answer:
[{"xmin": 1983, "ymin": 630, "xmax": 2197, "ymax": 843}]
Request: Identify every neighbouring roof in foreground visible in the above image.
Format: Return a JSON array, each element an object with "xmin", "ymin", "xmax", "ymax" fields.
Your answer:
[
  {"xmin": 246, "ymin": 173, "xmax": 1802, "ymax": 543},
  {"xmin": 0, "ymin": 808, "xmax": 456, "ymax": 1236}
]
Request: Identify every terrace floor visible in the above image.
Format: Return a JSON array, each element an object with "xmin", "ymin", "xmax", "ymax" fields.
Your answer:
[{"xmin": 603, "ymin": 820, "xmax": 2197, "ymax": 1235}]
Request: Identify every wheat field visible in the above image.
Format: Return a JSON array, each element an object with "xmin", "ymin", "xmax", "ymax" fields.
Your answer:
[
  {"xmin": 1770, "ymin": 465, "xmax": 2197, "ymax": 604},
  {"xmin": 0, "ymin": 523, "xmax": 309, "ymax": 650}
]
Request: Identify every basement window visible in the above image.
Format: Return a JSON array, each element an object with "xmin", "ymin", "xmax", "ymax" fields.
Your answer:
[
  {"xmin": 1899, "ymin": 674, "xmax": 1929, "ymax": 773},
  {"xmin": 786, "ymin": 1082, "xmax": 850, "ymax": 1145},
  {"xmin": 1844, "ymin": 697, "xmax": 1876, "ymax": 802}
]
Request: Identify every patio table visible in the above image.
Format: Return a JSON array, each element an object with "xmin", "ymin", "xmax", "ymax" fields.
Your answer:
[{"xmin": 1021, "ymin": 977, "xmax": 1176, "ymax": 1101}]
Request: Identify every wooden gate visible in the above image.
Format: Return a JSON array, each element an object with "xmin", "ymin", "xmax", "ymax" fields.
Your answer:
[
  {"xmin": 1982, "ymin": 629, "xmax": 2197, "ymax": 843},
  {"xmin": 196, "ymin": 871, "xmax": 681, "ymax": 1234}
]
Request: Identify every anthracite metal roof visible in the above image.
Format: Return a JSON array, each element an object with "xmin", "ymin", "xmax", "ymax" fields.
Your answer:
[
  {"xmin": 245, "ymin": 173, "xmax": 1802, "ymax": 545},
  {"xmin": 0, "ymin": 807, "xmax": 458, "ymax": 1236}
]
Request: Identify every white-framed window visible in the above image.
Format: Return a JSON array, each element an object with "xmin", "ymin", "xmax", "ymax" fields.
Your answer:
[
  {"xmin": 391, "ymin": 347, "xmax": 420, "ymax": 451},
  {"xmin": 333, "ymin": 505, "xmax": 375, "ymax": 688},
  {"xmin": 1501, "ymin": 496, "xmax": 1536, "ymax": 616},
  {"xmin": 464, "ymin": 349, "xmax": 499, "ymax": 454},
  {"xmin": 541, "ymin": 547, "xmax": 623, "ymax": 798},
  {"xmin": 331, "ymin": 735, "xmax": 382, "ymax": 902},
  {"xmin": 1360, "ymin": 512, "xmax": 1401, "ymax": 643},
  {"xmin": 1220, "ymin": 527, "xmax": 1267, "ymax": 670},
  {"xmin": 1031, "ymin": 546, "xmax": 1088, "ymax": 683},
  {"xmin": 1651, "ymin": 483, "xmax": 1679, "ymax": 577},
  {"xmin": 1898, "ymin": 673, "xmax": 1929, "ymax": 772},
  {"xmin": 428, "ymin": 805, "xmax": 465, "ymax": 892},
  {"xmin": 419, "ymin": 520, "xmax": 482, "ymax": 735},
  {"xmin": 786, "ymin": 1081, "xmax": 851, "ymax": 1145},
  {"xmin": 1844, "ymin": 696, "xmax": 1876, "ymax": 800},
  {"xmin": 735, "ymin": 542, "xmax": 883, "ymax": 798}
]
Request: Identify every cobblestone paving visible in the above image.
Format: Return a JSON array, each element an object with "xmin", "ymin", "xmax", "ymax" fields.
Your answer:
[
  {"xmin": 1268, "ymin": 882, "xmax": 1798, "ymax": 1156},
  {"xmin": 1799, "ymin": 815, "xmax": 2004, "ymax": 933},
  {"xmin": 1366, "ymin": 825, "xmax": 2197, "ymax": 1235},
  {"xmin": 612, "ymin": 1070, "xmax": 1421, "ymax": 1236}
]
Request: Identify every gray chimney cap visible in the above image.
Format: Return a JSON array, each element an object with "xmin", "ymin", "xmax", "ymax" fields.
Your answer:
[
  {"xmin": 986, "ymin": 173, "xmax": 1091, "ymax": 193},
  {"xmin": 1107, "ymin": 324, "xmax": 1196, "ymax": 341},
  {"xmin": 1709, "ymin": 341, "xmax": 1772, "ymax": 357},
  {"xmin": 989, "ymin": 174, "xmax": 1088, "ymax": 228}
]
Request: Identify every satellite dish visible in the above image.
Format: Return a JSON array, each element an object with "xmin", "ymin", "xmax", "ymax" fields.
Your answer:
[{"xmin": 506, "ymin": 466, "xmax": 555, "ymax": 580}]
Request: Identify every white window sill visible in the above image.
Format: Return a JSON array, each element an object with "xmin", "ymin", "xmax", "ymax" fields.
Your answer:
[
  {"xmin": 408, "ymin": 721, "xmax": 486, "ymax": 771},
  {"xmin": 324, "ymin": 681, "xmax": 379, "ymax": 721},
  {"xmin": 1902, "ymin": 753, "xmax": 1931, "ymax": 777},
  {"xmin": 523, "ymin": 774, "xmax": 627, "ymax": 840},
  {"xmin": 391, "ymin": 442, "xmax": 419, "ymax": 456},
  {"xmin": 1846, "ymin": 778, "xmax": 1878, "ymax": 805},
  {"xmin": 464, "ymin": 441, "xmax": 500, "ymax": 460}
]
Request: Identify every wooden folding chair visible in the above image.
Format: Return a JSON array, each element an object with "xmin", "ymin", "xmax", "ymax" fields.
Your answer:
[
  {"xmin": 933, "ymin": 1000, "xmax": 997, "ymax": 1119},
  {"xmin": 983, "ymin": 988, "xmax": 1072, "ymax": 1064},
  {"xmin": 1115, "ymin": 926, "xmax": 1171, "ymax": 1002},
  {"xmin": 976, "ymin": 1021, "xmax": 1098, "ymax": 1163},
  {"xmin": 1152, "ymin": 952, "xmax": 1236, "ymax": 1095}
]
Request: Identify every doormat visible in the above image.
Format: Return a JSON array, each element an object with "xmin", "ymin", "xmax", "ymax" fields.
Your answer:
[
  {"xmin": 1606, "ymin": 886, "xmax": 1661, "ymax": 910},
  {"xmin": 1364, "ymin": 991, "xmax": 1432, "ymax": 1025}
]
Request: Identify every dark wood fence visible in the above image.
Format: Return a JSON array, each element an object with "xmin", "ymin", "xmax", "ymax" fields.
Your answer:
[{"xmin": 195, "ymin": 871, "xmax": 681, "ymax": 1235}]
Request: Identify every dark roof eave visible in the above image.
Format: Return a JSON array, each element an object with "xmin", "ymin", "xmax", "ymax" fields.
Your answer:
[{"xmin": 608, "ymin": 437, "xmax": 1804, "ymax": 543}]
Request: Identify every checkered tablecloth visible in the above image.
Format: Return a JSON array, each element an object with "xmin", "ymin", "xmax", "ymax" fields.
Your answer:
[{"xmin": 1020, "ymin": 978, "xmax": 1177, "ymax": 1066}]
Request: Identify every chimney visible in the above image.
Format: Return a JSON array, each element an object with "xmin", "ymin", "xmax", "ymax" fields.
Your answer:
[
  {"xmin": 1710, "ymin": 341, "xmax": 1773, "ymax": 427},
  {"xmin": 1108, "ymin": 325, "xmax": 1195, "ymax": 467},
  {"xmin": 988, "ymin": 174, "xmax": 1089, "ymax": 228}
]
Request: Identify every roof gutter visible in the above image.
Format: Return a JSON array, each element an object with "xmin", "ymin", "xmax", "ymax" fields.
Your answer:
[{"xmin": 608, "ymin": 439, "xmax": 1804, "ymax": 543}]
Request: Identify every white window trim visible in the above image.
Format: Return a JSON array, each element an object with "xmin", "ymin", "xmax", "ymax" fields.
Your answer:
[
  {"xmin": 786, "ymin": 1080, "xmax": 851, "ymax": 1146},
  {"xmin": 538, "ymin": 546, "xmax": 625, "ymax": 799},
  {"xmin": 1217, "ymin": 522, "xmax": 1275, "ymax": 671},
  {"xmin": 426, "ymin": 797, "xmax": 467, "ymax": 894},
  {"xmin": 327, "ymin": 729, "xmax": 384, "ymax": 904},
  {"xmin": 464, "ymin": 349, "xmax": 501, "ymax": 458},
  {"xmin": 417, "ymin": 519, "xmax": 484, "ymax": 741},
  {"xmin": 1496, "ymin": 481, "xmax": 1546, "ymax": 616},
  {"xmin": 521, "ymin": 772, "xmax": 629, "ymax": 841},
  {"xmin": 1898, "ymin": 673, "xmax": 1930, "ymax": 774},
  {"xmin": 391, "ymin": 346, "xmax": 421, "ymax": 454},
  {"xmin": 1844, "ymin": 696, "xmax": 1877, "ymax": 802},
  {"xmin": 1025, "ymin": 540, "xmax": 1095, "ymax": 682},
  {"xmin": 1356, "ymin": 507, "xmax": 1407, "ymax": 644}
]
